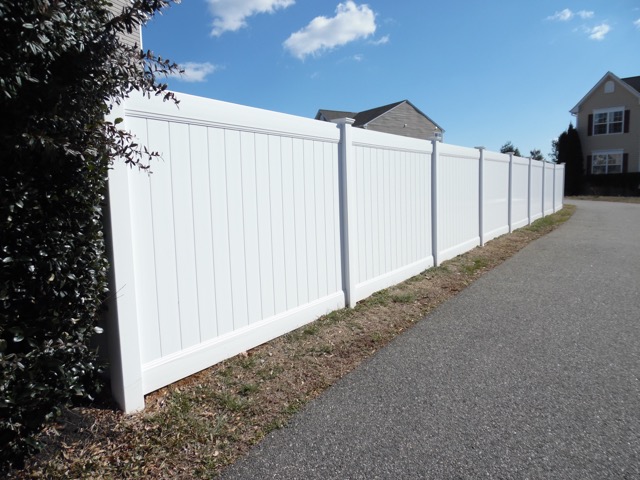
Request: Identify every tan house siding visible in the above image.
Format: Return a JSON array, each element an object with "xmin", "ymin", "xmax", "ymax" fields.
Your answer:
[
  {"xmin": 366, "ymin": 102, "xmax": 440, "ymax": 140},
  {"xmin": 108, "ymin": 0, "xmax": 142, "ymax": 48},
  {"xmin": 573, "ymin": 73, "xmax": 640, "ymax": 173}
]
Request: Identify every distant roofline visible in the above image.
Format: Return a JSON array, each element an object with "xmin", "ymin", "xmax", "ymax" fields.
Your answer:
[{"xmin": 315, "ymin": 100, "xmax": 445, "ymax": 133}]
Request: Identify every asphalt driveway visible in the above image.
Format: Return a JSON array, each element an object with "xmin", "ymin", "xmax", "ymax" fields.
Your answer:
[{"xmin": 222, "ymin": 199, "xmax": 640, "ymax": 480}]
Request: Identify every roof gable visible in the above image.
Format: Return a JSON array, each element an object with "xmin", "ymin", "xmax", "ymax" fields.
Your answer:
[
  {"xmin": 571, "ymin": 71, "xmax": 640, "ymax": 114},
  {"xmin": 315, "ymin": 100, "xmax": 444, "ymax": 133},
  {"xmin": 352, "ymin": 100, "xmax": 405, "ymax": 126}
]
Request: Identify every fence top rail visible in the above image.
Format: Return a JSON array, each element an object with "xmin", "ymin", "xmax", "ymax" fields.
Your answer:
[
  {"xmin": 124, "ymin": 91, "xmax": 341, "ymax": 143},
  {"xmin": 350, "ymin": 125, "xmax": 433, "ymax": 155},
  {"xmin": 512, "ymin": 156, "xmax": 531, "ymax": 166},
  {"xmin": 438, "ymin": 142, "xmax": 481, "ymax": 160},
  {"xmin": 483, "ymin": 151, "xmax": 511, "ymax": 163},
  {"xmin": 531, "ymin": 160, "xmax": 545, "ymax": 169}
]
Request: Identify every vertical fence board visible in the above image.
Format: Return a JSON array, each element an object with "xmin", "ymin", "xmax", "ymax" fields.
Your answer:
[
  {"xmin": 254, "ymin": 133, "xmax": 274, "ymax": 318},
  {"xmin": 147, "ymin": 119, "xmax": 182, "ymax": 356},
  {"xmin": 303, "ymin": 139, "xmax": 319, "ymax": 302},
  {"xmin": 281, "ymin": 137, "xmax": 298, "ymax": 310},
  {"xmin": 239, "ymin": 131, "xmax": 262, "ymax": 325},
  {"xmin": 170, "ymin": 123, "xmax": 201, "ymax": 349},
  {"xmin": 292, "ymin": 138, "xmax": 309, "ymax": 306},
  {"xmin": 225, "ymin": 130, "xmax": 249, "ymax": 330},
  {"xmin": 127, "ymin": 117, "xmax": 160, "ymax": 364},
  {"xmin": 209, "ymin": 128, "xmax": 234, "ymax": 335},
  {"xmin": 268, "ymin": 136, "xmax": 287, "ymax": 315},
  {"xmin": 324, "ymin": 142, "xmax": 338, "ymax": 296},
  {"xmin": 189, "ymin": 125, "xmax": 217, "ymax": 341}
]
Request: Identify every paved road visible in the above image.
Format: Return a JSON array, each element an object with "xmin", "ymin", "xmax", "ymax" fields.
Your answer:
[{"xmin": 222, "ymin": 200, "xmax": 640, "ymax": 480}]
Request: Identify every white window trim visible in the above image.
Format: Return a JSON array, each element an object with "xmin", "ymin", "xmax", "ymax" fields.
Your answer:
[
  {"xmin": 591, "ymin": 149, "xmax": 624, "ymax": 175},
  {"xmin": 592, "ymin": 106, "xmax": 625, "ymax": 136}
]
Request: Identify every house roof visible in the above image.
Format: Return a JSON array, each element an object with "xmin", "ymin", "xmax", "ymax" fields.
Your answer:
[
  {"xmin": 622, "ymin": 75, "xmax": 640, "ymax": 94},
  {"xmin": 351, "ymin": 100, "xmax": 405, "ymax": 127},
  {"xmin": 570, "ymin": 71, "xmax": 640, "ymax": 114},
  {"xmin": 316, "ymin": 100, "xmax": 445, "ymax": 132},
  {"xmin": 315, "ymin": 109, "xmax": 358, "ymax": 122}
]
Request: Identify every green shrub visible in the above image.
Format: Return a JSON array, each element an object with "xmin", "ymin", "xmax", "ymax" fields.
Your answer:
[{"xmin": 0, "ymin": 0, "xmax": 178, "ymax": 466}]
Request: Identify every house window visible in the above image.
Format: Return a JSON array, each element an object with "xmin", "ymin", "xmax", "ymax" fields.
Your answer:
[
  {"xmin": 593, "ymin": 107, "xmax": 624, "ymax": 135},
  {"xmin": 591, "ymin": 150, "xmax": 623, "ymax": 174},
  {"xmin": 604, "ymin": 80, "xmax": 614, "ymax": 93}
]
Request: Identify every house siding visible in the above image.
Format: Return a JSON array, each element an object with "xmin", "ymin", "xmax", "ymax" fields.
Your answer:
[
  {"xmin": 576, "ymin": 74, "xmax": 640, "ymax": 173},
  {"xmin": 108, "ymin": 0, "xmax": 142, "ymax": 48},
  {"xmin": 367, "ymin": 102, "xmax": 440, "ymax": 140}
]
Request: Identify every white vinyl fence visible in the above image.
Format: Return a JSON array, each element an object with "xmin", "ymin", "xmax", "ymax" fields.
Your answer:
[{"xmin": 105, "ymin": 93, "xmax": 565, "ymax": 412}]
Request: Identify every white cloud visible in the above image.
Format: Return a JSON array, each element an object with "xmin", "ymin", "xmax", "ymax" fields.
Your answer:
[
  {"xmin": 588, "ymin": 23, "xmax": 610, "ymax": 40},
  {"xmin": 283, "ymin": 1, "xmax": 376, "ymax": 60},
  {"xmin": 207, "ymin": 0, "xmax": 295, "ymax": 36},
  {"xmin": 547, "ymin": 9, "xmax": 593, "ymax": 21},
  {"xmin": 577, "ymin": 10, "xmax": 594, "ymax": 19},
  {"xmin": 370, "ymin": 34, "xmax": 390, "ymax": 45},
  {"xmin": 634, "ymin": 18, "xmax": 640, "ymax": 29},
  {"xmin": 547, "ymin": 8, "xmax": 573, "ymax": 21},
  {"xmin": 173, "ymin": 62, "xmax": 219, "ymax": 82},
  {"xmin": 352, "ymin": 54, "xmax": 363, "ymax": 62}
]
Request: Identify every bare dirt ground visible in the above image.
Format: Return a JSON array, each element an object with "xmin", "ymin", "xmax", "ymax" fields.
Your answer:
[{"xmin": 8, "ymin": 206, "xmax": 575, "ymax": 479}]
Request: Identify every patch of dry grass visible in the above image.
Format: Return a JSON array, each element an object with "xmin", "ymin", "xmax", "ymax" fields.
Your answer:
[{"xmin": 7, "ymin": 205, "xmax": 576, "ymax": 479}]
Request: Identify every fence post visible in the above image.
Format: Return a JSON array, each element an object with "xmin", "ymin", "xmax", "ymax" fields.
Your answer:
[
  {"xmin": 527, "ymin": 156, "xmax": 532, "ymax": 225},
  {"xmin": 103, "ymin": 104, "xmax": 145, "ymax": 413},
  {"xmin": 334, "ymin": 118, "xmax": 357, "ymax": 308},
  {"xmin": 541, "ymin": 159, "xmax": 546, "ymax": 217},
  {"xmin": 508, "ymin": 152, "xmax": 514, "ymax": 233},
  {"xmin": 475, "ymin": 146, "xmax": 485, "ymax": 246},
  {"xmin": 431, "ymin": 140, "xmax": 440, "ymax": 265}
]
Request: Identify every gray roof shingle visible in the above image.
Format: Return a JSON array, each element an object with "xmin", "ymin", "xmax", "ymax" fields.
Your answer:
[{"xmin": 622, "ymin": 76, "xmax": 640, "ymax": 94}]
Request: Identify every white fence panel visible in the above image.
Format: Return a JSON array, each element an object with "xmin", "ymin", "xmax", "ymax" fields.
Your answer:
[
  {"xmin": 436, "ymin": 143, "xmax": 480, "ymax": 263},
  {"xmin": 349, "ymin": 128, "xmax": 433, "ymax": 303},
  {"xmin": 530, "ymin": 161, "xmax": 544, "ymax": 221},
  {"xmin": 544, "ymin": 164, "xmax": 555, "ymax": 215},
  {"xmin": 482, "ymin": 152, "xmax": 510, "ymax": 242},
  {"xmin": 554, "ymin": 164, "xmax": 565, "ymax": 211},
  {"xmin": 511, "ymin": 157, "xmax": 530, "ymax": 229},
  {"xmin": 109, "ymin": 93, "xmax": 344, "ymax": 401}
]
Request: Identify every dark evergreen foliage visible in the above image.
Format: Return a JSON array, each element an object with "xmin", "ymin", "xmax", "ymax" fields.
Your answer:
[
  {"xmin": 556, "ymin": 124, "xmax": 584, "ymax": 195},
  {"xmin": 0, "ymin": 0, "xmax": 178, "ymax": 466},
  {"xmin": 500, "ymin": 141, "xmax": 521, "ymax": 157}
]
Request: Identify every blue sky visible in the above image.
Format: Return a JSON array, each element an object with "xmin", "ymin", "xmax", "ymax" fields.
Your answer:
[{"xmin": 143, "ymin": 0, "xmax": 640, "ymax": 157}]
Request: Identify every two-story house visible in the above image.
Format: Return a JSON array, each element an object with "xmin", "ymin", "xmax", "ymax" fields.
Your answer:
[
  {"xmin": 570, "ymin": 71, "xmax": 640, "ymax": 176},
  {"xmin": 315, "ymin": 100, "xmax": 444, "ymax": 142}
]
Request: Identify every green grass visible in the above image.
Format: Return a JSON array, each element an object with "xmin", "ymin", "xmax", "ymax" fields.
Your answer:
[
  {"xmin": 525, "ymin": 205, "xmax": 575, "ymax": 232},
  {"xmin": 462, "ymin": 257, "xmax": 489, "ymax": 275},
  {"xmin": 390, "ymin": 292, "xmax": 416, "ymax": 303},
  {"xmin": 214, "ymin": 392, "xmax": 249, "ymax": 412}
]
